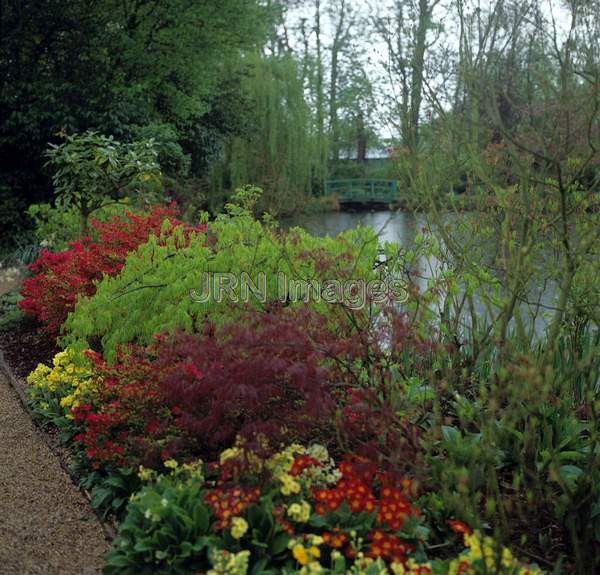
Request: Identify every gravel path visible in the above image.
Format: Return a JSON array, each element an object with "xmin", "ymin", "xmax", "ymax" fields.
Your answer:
[{"xmin": 0, "ymin": 371, "xmax": 108, "ymax": 574}]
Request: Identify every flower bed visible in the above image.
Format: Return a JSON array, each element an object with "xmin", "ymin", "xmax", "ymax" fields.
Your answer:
[{"xmin": 18, "ymin": 199, "xmax": 555, "ymax": 573}]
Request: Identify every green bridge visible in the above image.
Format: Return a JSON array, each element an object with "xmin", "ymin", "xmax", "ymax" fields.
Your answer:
[{"xmin": 324, "ymin": 179, "xmax": 399, "ymax": 206}]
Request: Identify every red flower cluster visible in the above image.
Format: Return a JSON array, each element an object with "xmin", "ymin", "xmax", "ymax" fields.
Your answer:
[
  {"xmin": 313, "ymin": 476, "xmax": 378, "ymax": 515},
  {"xmin": 273, "ymin": 505, "xmax": 296, "ymax": 535},
  {"xmin": 377, "ymin": 484, "xmax": 417, "ymax": 531},
  {"xmin": 19, "ymin": 204, "xmax": 199, "ymax": 336},
  {"xmin": 313, "ymin": 456, "xmax": 420, "ymax": 530},
  {"xmin": 366, "ymin": 529, "xmax": 415, "ymax": 563},
  {"xmin": 204, "ymin": 486, "xmax": 261, "ymax": 530},
  {"xmin": 73, "ymin": 403, "xmax": 127, "ymax": 468},
  {"xmin": 311, "ymin": 455, "xmax": 420, "ymax": 564},
  {"xmin": 290, "ymin": 455, "xmax": 322, "ymax": 477},
  {"xmin": 447, "ymin": 519, "xmax": 473, "ymax": 535}
]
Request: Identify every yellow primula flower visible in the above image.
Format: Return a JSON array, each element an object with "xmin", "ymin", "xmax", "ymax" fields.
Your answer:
[
  {"xmin": 138, "ymin": 466, "xmax": 155, "ymax": 482},
  {"xmin": 230, "ymin": 516, "xmax": 249, "ymax": 539},
  {"xmin": 287, "ymin": 500, "xmax": 311, "ymax": 523},
  {"xmin": 280, "ymin": 474, "xmax": 301, "ymax": 496},
  {"xmin": 292, "ymin": 545, "xmax": 310, "ymax": 565},
  {"xmin": 220, "ymin": 447, "xmax": 242, "ymax": 464},
  {"xmin": 291, "ymin": 540, "xmax": 321, "ymax": 568}
]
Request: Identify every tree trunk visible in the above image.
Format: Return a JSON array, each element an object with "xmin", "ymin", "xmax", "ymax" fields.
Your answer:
[
  {"xmin": 79, "ymin": 198, "xmax": 89, "ymax": 238},
  {"xmin": 356, "ymin": 110, "xmax": 367, "ymax": 163},
  {"xmin": 409, "ymin": 0, "xmax": 430, "ymax": 151}
]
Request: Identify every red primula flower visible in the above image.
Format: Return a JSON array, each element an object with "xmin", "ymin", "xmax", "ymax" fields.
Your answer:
[{"xmin": 447, "ymin": 519, "xmax": 473, "ymax": 535}]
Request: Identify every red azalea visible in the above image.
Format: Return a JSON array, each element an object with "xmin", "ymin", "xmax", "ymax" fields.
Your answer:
[{"xmin": 19, "ymin": 204, "xmax": 203, "ymax": 336}]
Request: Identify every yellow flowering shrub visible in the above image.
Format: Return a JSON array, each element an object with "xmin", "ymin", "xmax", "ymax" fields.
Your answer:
[{"xmin": 27, "ymin": 348, "xmax": 97, "ymax": 420}]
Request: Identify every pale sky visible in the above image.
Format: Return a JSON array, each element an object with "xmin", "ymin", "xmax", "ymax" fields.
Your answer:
[{"xmin": 281, "ymin": 0, "xmax": 573, "ymax": 140}]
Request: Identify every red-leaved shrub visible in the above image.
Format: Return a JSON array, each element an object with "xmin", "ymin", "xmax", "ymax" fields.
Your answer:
[
  {"xmin": 72, "ymin": 307, "xmax": 344, "ymax": 468},
  {"xmin": 71, "ymin": 306, "xmax": 433, "ymax": 472},
  {"xmin": 19, "ymin": 205, "xmax": 197, "ymax": 336},
  {"xmin": 157, "ymin": 308, "xmax": 339, "ymax": 454}
]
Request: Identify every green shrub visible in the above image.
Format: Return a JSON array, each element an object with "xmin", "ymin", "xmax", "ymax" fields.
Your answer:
[
  {"xmin": 63, "ymin": 199, "xmax": 381, "ymax": 358},
  {"xmin": 104, "ymin": 474, "xmax": 214, "ymax": 574},
  {"xmin": 27, "ymin": 201, "xmax": 136, "ymax": 250},
  {"xmin": 45, "ymin": 131, "xmax": 162, "ymax": 237},
  {"xmin": 0, "ymin": 290, "xmax": 23, "ymax": 330}
]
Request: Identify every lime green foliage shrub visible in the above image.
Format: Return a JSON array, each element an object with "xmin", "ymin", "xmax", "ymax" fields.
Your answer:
[{"xmin": 63, "ymin": 195, "xmax": 381, "ymax": 358}]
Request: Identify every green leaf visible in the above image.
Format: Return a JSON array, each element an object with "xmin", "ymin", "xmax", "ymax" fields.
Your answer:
[{"xmin": 269, "ymin": 532, "xmax": 290, "ymax": 555}]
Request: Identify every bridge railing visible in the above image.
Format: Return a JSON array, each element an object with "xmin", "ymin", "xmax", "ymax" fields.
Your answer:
[{"xmin": 324, "ymin": 179, "xmax": 398, "ymax": 203}]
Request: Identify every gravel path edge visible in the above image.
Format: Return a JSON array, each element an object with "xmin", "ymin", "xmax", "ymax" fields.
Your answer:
[{"xmin": 0, "ymin": 345, "xmax": 117, "ymax": 543}]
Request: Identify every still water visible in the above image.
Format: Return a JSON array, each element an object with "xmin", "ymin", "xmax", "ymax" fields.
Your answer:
[
  {"xmin": 283, "ymin": 210, "xmax": 425, "ymax": 246},
  {"xmin": 283, "ymin": 209, "xmax": 556, "ymax": 336}
]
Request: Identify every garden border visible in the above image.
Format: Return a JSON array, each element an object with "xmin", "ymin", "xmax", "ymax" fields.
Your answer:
[{"xmin": 0, "ymin": 343, "xmax": 117, "ymax": 541}]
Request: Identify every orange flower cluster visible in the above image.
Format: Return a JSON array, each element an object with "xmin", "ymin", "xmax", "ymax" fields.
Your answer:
[
  {"xmin": 367, "ymin": 529, "xmax": 416, "ymax": 563},
  {"xmin": 321, "ymin": 529, "xmax": 348, "ymax": 548},
  {"xmin": 447, "ymin": 519, "xmax": 472, "ymax": 535},
  {"xmin": 289, "ymin": 455, "xmax": 321, "ymax": 476},
  {"xmin": 203, "ymin": 486, "xmax": 261, "ymax": 529},
  {"xmin": 310, "ymin": 456, "xmax": 422, "ymax": 565},
  {"xmin": 313, "ymin": 476, "xmax": 378, "ymax": 514},
  {"xmin": 312, "ymin": 457, "xmax": 419, "ymax": 528}
]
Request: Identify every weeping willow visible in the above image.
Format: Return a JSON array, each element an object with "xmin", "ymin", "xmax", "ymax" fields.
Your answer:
[{"xmin": 210, "ymin": 54, "xmax": 325, "ymax": 214}]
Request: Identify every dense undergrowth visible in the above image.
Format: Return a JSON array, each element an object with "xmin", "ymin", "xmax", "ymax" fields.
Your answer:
[{"xmin": 9, "ymin": 187, "xmax": 599, "ymax": 574}]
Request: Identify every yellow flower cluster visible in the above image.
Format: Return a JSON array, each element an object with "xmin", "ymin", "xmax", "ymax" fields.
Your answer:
[
  {"xmin": 220, "ymin": 447, "xmax": 243, "ymax": 464},
  {"xmin": 287, "ymin": 535, "xmax": 324, "ymax": 573},
  {"xmin": 208, "ymin": 549, "xmax": 250, "ymax": 575},
  {"xmin": 287, "ymin": 501, "xmax": 311, "ymax": 523},
  {"xmin": 390, "ymin": 559, "xmax": 432, "ymax": 574},
  {"xmin": 220, "ymin": 444, "xmax": 265, "ymax": 474},
  {"xmin": 267, "ymin": 443, "xmax": 339, "ymax": 497},
  {"xmin": 448, "ymin": 532, "xmax": 544, "ymax": 575},
  {"xmin": 292, "ymin": 543, "xmax": 321, "ymax": 567},
  {"xmin": 27, "ymin": 349, "xmax": 97, "ymax": 418},
  {"xmin": 137, "ymin": 458, "xmax": 204, "ymax": 486}
]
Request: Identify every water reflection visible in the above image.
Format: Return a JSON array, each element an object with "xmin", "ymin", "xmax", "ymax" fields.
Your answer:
[{"xmin": 283, "ymin": 210, "xmax": 424, "ymax": 246}]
